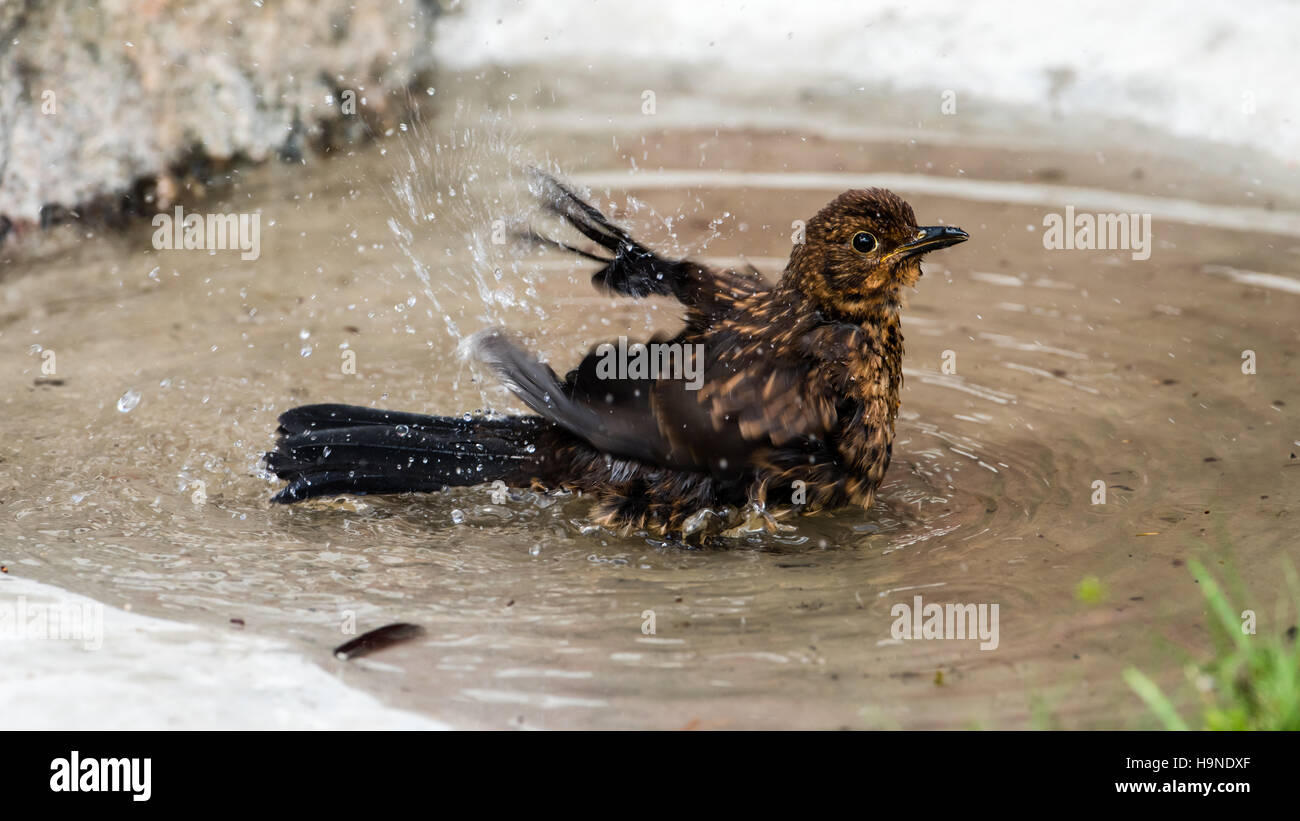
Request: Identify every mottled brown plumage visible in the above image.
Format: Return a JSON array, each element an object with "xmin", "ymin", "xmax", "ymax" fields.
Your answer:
[{"xmin": 266, "ymin": 172, "xmax": 968, "ymax": 541}]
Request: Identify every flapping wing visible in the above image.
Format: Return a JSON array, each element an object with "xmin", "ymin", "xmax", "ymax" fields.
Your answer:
[{"xmin": 523, "ymin": 170, "xmax": 766, "ymax": 318}]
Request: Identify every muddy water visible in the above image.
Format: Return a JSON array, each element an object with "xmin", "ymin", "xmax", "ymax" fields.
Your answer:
[{"xmin": 3, "ymin": 75, "xmax": 1298, "ymax": 729}]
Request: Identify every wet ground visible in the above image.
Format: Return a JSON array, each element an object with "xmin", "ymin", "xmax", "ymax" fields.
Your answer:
[{"xmin": 2, "ymin": 68, "xmax": 1298, "ymax": 729}]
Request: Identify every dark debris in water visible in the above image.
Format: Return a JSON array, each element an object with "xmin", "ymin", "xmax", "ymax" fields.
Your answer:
[{"xmin": 334, "ymin": 622, "xmax": 426, "ymax": 661}]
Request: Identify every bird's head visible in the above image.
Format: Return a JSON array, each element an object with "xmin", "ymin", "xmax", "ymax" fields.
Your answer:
[{"xmin": 786, "ymin": 188, "xmax": 968, "ymax": 320}]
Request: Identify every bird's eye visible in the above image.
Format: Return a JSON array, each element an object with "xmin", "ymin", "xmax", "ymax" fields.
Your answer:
[{"xmin": 851, "ymin": 231, "xmax": 877, "ymax": 255}]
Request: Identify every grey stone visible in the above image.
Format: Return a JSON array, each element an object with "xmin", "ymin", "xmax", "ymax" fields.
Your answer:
[{"xmin": 0, "ymin": 0, "xmax": 440, "ymax": 232}]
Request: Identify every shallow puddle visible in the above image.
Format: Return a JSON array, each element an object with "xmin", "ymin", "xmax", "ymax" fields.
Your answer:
[{"xmin": 2, "ymin": 71, "xmax": 1297, "ymax": 729}]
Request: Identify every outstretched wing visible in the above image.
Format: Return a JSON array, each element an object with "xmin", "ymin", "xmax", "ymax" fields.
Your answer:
[{"xmin": 523, "ymin": 170, "xmax": 765, "ymax": 319}]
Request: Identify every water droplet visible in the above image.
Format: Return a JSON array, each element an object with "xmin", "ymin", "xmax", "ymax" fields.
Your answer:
[
  {"xmin": 451, "ymin": 509, "xmax": 465, "ymax": 524},
  {"xmin": 117, "ymin": 389, "xmax": 141, "ymax": 413}
]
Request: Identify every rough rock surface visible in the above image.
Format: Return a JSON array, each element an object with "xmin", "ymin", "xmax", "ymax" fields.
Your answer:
[{"xmin": 0, "ymin": 0, "xmax": 440, "ymax": 232}]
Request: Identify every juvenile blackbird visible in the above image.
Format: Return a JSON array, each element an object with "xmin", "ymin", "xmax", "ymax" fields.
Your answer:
[{"xmin": 265, "ymin": 172, "xmax": 968, "ymax": 539}]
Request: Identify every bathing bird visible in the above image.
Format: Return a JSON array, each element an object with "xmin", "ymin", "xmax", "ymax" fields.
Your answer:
[{"xmin": 264, "ymin": 171, "xmax": 968, "ymax": 539}]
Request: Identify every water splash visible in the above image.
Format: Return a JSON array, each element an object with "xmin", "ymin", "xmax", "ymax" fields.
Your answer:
[{"xmin": 382, "ymin": 112, "xmax": 546, "ymax": 338}]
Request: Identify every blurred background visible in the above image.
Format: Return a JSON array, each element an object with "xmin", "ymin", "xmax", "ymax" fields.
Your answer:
[{"xmin": 3, "ymin": 0, "xmax": 1297, "ymax": 232}]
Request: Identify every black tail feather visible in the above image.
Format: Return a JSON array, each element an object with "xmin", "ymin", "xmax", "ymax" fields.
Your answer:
[
  {"xmin": 265, "ymin": 404, "xmax": 552, "ymax": 503},
  {"xmin": 275, "ymin": 403, "xmax": 472, "ymax": 436}
]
